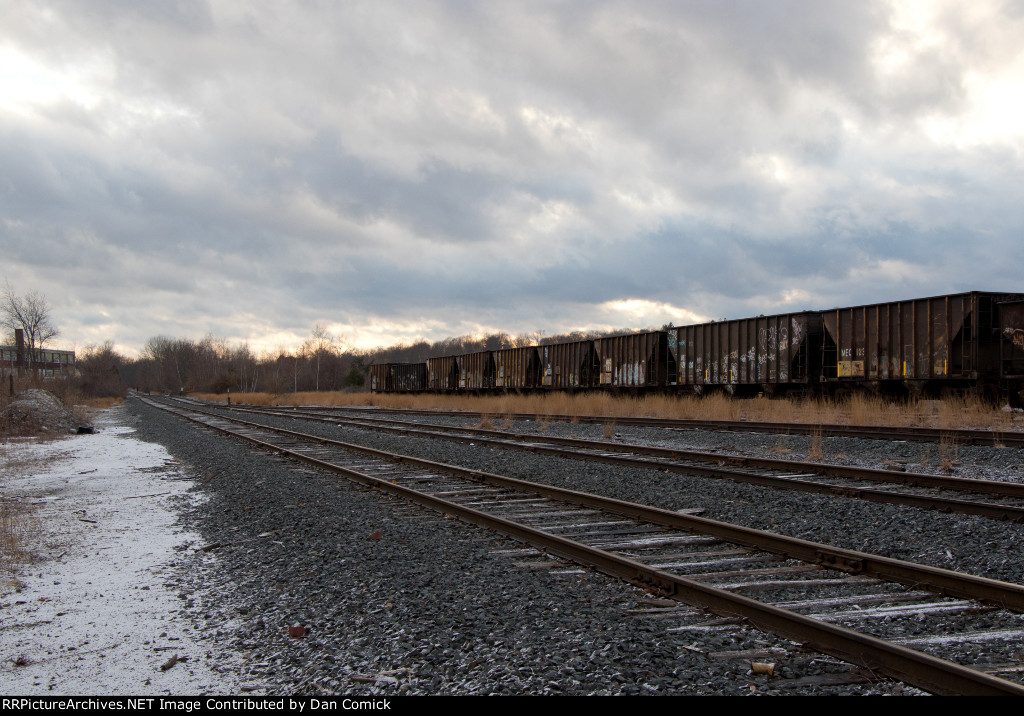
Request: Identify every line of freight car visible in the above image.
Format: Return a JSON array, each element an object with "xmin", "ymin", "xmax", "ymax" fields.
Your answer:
[{"xmin": 369, "ymin": 291, "xmax": 1024, "ymax": 404}]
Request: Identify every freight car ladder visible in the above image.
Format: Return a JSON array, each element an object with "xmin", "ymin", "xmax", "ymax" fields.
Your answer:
[
  {"xmin": 960, "ymin": 312, "xmax": 975, "ymax": 376},
  {"xmin": 962, "ymin": 297, "xmax": 995, "ymax": 402},
  {"xmin": 959, "ymin": 299, "xmax": 987, "ymax": 377}
]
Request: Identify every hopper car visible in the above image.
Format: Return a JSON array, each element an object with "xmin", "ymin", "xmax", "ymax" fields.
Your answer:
[{"xmin": 371, "ymin": 291, "xmax": 1024, "ymax": 404}]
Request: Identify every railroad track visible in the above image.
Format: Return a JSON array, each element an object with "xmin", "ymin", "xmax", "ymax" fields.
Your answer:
[
  {"xmin": 194, "ymin": 401, "xmax": 1024, "ymax": 522},
  {"xmin": 141, "ymin": 395, "xmax": 1024, "ymax": 695},
  {"xmin": 258, "ymin": 404, "xmax": 1024, "ymax": 448}
]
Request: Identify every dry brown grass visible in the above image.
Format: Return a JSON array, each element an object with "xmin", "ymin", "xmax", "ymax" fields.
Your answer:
[
  {"xmin": 188, "ymin": 390, "xmax": 1022, "ymax": 431},
  {"xmin": 0, "ymin": 446, "xmax": 41, "ymax": 574},
  {"xmin": 0, "ymin": 376, "xmax": 75, "ymax": 575},
  {"xmin": 0, "ymin": 445, "xmax": 53, "ymax": 474},
  {"xmin": 934, "ymin": 395, "xmax": 1014, "ymax": 431},
  {"xmin": 918, "ymin": 446, "xmax": 932, "ymax": 467},
  {"xmin": 77, "ymin": 396, "xmax": 124, "ymax": 410},
  {"xmin": 0, "ymin": 499, "xmax": 36, "ymax": 571},
  {"xmin": 768, "ymin": 435, "xmax": 792, "ymax": 455},
  {"xmin": 938, "ymin": 435, "xmax": 960, "ymax": 471},
  {"xmin": 807, "ymin": 426, "xmax": 824, "ymax": 461}
]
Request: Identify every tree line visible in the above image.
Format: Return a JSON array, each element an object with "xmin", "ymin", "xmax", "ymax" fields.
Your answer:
[
  {"xmin": 74, "ymin": 325, "xmax": 645, "ymax": 398},
  {"xmin": 111, "ymin": 328, "xmax": 620, "ymax": 396},
  {"xmin": 124, "ymin": 330, "xmax": 369, "ymax": 396},
  {"xmin": 3, "ymin": 284, "xmax": 667, "ymax": 398}
]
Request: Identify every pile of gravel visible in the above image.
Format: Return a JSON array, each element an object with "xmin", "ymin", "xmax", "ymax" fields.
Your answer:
[
  {"xmin": 2, "ymin": 388, "xmax": 79, "ymax": 436},
  {"xmin": 127, "ymin": 398, "xmax": 918, "ymax": 696}
]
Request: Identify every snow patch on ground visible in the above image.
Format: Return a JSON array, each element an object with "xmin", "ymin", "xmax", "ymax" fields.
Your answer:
[{"xmin": 0, "ymin": 405, "xmax": 259, "ymax": 694}]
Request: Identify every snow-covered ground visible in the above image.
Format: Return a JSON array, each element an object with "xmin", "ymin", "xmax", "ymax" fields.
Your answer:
[{"xmin": 0, "ymin": 405, "xmax": 256, "ymax": 695}]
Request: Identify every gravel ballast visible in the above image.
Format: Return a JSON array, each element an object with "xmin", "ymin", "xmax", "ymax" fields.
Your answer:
[
  {"xmin": 126, "ymin": 397, "xmax": 1024, "ymax": 695},
  {"xmin": 205, "ymin": 404, "xmax": 1024, "ymax": 584}
]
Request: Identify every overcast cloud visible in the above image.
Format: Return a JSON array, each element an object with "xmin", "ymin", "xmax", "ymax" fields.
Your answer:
[{"xmin": 2, "ymin": 0, "xmax": 1022, "ymax": 355}]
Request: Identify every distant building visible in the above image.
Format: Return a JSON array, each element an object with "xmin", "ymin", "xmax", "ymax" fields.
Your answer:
[{"xmin": 1, "ymin": 329, "xmax": 76, "ymax": 378}]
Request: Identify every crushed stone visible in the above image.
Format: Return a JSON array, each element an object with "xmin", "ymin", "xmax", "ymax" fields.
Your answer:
[{"xmin": 2, "ymin": 389, "xmax": 79, "ymax": 436}]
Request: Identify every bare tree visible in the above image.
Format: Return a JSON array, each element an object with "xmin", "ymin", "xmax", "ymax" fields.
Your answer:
[
  {"xmin": 302, "ymin": 323, "xmax": 338, "ymax": 392},
  {"xmin": 77, "ymin": 341, "xmax": 126, "ymax": 397},
  {"xmin": 2, "ymin": 284, "xmax": 59, "ymax": 366}
]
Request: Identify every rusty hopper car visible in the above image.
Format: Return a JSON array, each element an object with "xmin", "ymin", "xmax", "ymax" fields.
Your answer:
[
  {"xmin": 369, "ymin": 363, "xmax": 426, "ymax": 393},
  {"xmin": 369, "ymin": 364, "xmax": 387, "ymax": 393},
  {"xmin": 457, "ymin": 351, "xmax": 495, "ymax": 390},
  {"xmin": 594, "ymin": 331, "xmax": 675, "ymax": 389},
  {"xmin": 495, "ymin": 346, "xmax": 542, "ymax": 390},
  {"xmin": 820, "ymin": 291, "xmax": 1024, "ymax": 399},
  {"xmin": 427, "ymin": 356, "xmax": 458, "ymax": 391},
  {"xmin": 674, "ymin": 313, "xmax": 822, "ymax": 395},
  {"xmin": 539, "ymin": 340, "xmax": 600, "ymax": 390},
  {"xmin": 369, "ymin": 289, "xmax": 1023, "ymax": 403}
]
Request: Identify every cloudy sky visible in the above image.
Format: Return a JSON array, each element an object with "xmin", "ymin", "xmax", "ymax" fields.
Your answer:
[{"xmin": 2, "ymin": 1, "xmax": 1022, "ymax": 356}]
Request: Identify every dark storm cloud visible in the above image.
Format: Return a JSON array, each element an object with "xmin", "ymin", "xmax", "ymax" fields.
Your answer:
[
  {"xmin": 0, "ymin": 129, "xmax": 281, "ymax": 267},
  {"xmin": 2, "ymin": 1, "xmax": 1022, "ymax": 353},
  {"xmin": 290, "ymin": 138, "xmax": 510, "ymax": 243}
]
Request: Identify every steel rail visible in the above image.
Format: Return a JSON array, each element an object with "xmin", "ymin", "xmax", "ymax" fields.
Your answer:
[
  {"xmin": 151, "ymin": 398, "xmax": 1024, "ymax": 608},
  {"xmin": 239, "ymin": 405, "xmax": 1024, "ymax": 497},
  {"xmin": 140, "ymin": 396, "xmax": 1024, "ymax": 696},
  {"xmin": 275, "ymin": 404, "xmax": 1024, "ymax": 448},
  {"xmin": 213, "ymin": 403, "xmax": 1024, "ymax": 522}
]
